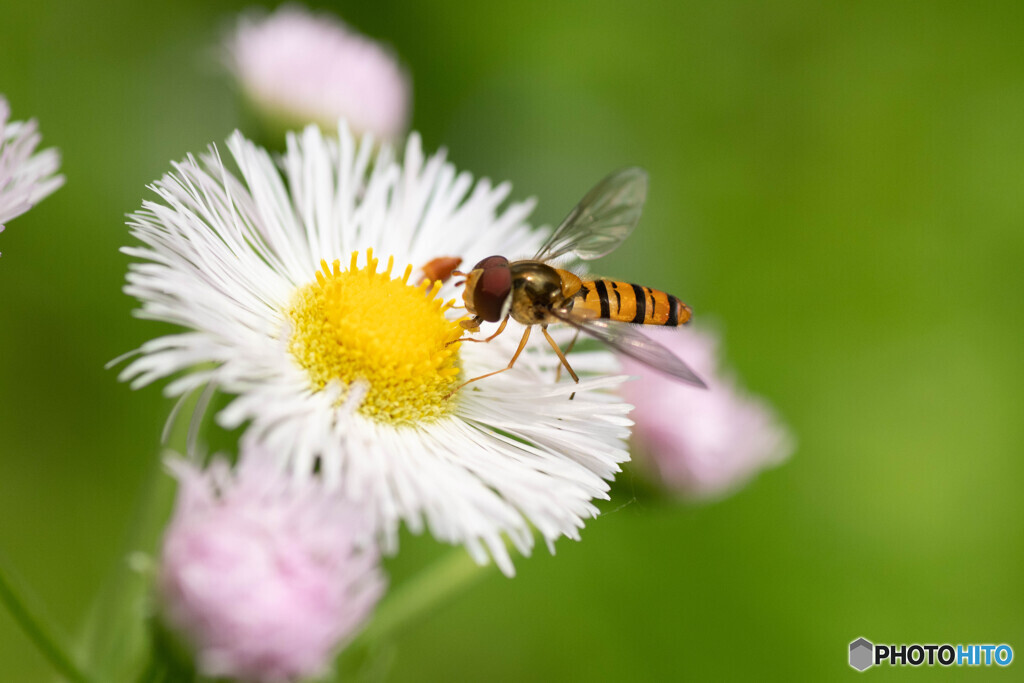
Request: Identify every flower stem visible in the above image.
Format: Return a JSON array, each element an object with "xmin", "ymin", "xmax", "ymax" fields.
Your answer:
[
  {"xmin": 0, "ymin": 546, "xmax": 99, "ymax": 683},
  {"xmin": 352, "ymin": 547, "xmax": 494, "ymax": 649},
  {"xmin": 77, "ymin": 447, "xmax": 176, "ymax": 681},
  {"xmin": 78, "ymin": 386, "xmax": 204, "ymax": 680}
]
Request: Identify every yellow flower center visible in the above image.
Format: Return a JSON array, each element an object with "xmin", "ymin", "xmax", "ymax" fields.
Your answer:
[{"xmin": 287, "ymin": 249, "xmax": 463, "ymax": 424}]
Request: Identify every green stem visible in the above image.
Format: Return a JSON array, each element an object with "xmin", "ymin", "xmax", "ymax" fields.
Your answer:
[
  {"xmin": 0, "ymin": 546, "xmax": 99, "ymax": 683},
  {"xmin": 351, "ymin": 547, "xmax": 494, "ymax": 650},
  {"xmin": 78, "ymin": 388, "xmax": 202, "ymax": 680},
  {"xmin": 77, "ymin": 447, "xmax": 176, "ymax": 677}
]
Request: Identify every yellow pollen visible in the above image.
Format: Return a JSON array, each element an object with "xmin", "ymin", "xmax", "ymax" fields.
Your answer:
[{"xmin": 288, "ymin": 249, "xmax": 464, "ymax": 424}]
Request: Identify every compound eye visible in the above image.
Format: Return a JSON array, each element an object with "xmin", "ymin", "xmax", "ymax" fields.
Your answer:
[
  {"xmin": 471, "ymin": 256, "xmax": 512, "ymax": 322},
  {"xmin": 471, "ymin": 255, "xmax": 509, "ymax": 271}
]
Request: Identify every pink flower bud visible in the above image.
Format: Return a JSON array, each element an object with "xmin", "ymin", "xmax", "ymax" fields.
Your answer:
[
  {"xmin": 158, "ymin": 455, "xmax": 385, "ymax": 682},
  {"xmin": 621, "ymin": 326, "xmax": 793, "ymax": 500},
  {"xmin": 225, "ymin": 5, "xmax": 411, "ymax": 142}
]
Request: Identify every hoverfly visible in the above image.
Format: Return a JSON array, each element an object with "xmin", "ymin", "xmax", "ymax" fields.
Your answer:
[{"xmin": 450, "ymin": 167, "xmax": 707, "ymax": 393}]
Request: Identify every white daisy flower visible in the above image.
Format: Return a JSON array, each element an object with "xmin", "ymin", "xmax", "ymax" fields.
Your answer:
[
  {"xmin": 0, "ymin": 95, "xmax": 64, "ymax": 249},
  {"xmin": 120, "ymin": 124, "xmax": 632, "ymax": 575}
]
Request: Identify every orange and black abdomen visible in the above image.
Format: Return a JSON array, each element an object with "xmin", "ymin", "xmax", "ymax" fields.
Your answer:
[{"xmin": 575, "ymin": 279, "xmax": 692, "ymax": 326}]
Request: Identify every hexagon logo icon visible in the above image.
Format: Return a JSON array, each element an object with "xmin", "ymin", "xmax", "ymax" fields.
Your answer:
[{"xmin": 850, "ymin": 638, "xmax": 874, "ymax": 671}]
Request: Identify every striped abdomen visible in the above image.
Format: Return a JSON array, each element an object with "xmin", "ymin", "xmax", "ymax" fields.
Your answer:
[{"xmin": 573, "ymin": 279, "xmax": 692, "ymax": 326}]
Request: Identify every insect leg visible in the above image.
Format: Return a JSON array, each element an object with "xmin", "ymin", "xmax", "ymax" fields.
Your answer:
[
  {"xmin": 458, "ymin": 315, "xmax": 509, "ymax": 343},
  {"xmin": 541, "ymin": 325, "xmax": 579, "ymax": 383},
  {"xmin": 553, "ymin": 329, "xmax": 581, "ymax": 383},
  {"xmin": 445, "ymin": 325, "xmax": 532, "ymax": 398}
]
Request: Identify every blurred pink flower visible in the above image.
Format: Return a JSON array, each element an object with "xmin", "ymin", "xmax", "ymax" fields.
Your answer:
[
  {"xmin": 158, "ymin": 452, "xmax": 385, "ymax": 683},
  {"xmin": 621, "ymin": 326, "xmax": 793, "ymax": 500},
  {"xmin": 226, "ymin": 5, "xmax": 411, "ymax": 141},
  {"xmin": 0, "ymin": 96, "xmax": 63, "ymax": 246}
]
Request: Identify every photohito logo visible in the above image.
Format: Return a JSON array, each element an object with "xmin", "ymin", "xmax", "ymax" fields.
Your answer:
[{"xmin": 849, "ymin": 638, "xmax": 1013, "ymax": 671}]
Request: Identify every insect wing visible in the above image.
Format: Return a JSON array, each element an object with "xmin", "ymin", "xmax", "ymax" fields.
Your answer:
[
  {"xmin": 551, "ymin": 309, "xmax": 707, "ymax": 388},
  {"xmin": 534, "ymin": 167, "xmax": 649, "ymax": 262}
]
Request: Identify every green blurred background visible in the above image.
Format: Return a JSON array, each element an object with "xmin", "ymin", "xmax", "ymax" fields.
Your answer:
[{"xmin": 2, "ymin": 0, "xmax": 1023, "ymax": 680}]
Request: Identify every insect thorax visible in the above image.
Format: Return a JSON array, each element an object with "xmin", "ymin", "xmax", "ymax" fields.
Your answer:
[{"xmin": 508, "ymin": 261, "xmax": 567, "ymax": 325}]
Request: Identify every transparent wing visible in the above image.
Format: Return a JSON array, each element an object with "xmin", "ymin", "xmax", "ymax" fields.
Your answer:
[
  {"xmin": 534, "ymin": 167, "xmax": 649, "ymax": 262},
  {"xmin": 551, "ymin": 309, "xmax": 707, "ymax": 388}
]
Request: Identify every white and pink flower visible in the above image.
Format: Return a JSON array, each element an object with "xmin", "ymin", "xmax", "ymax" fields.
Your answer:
[{"xmin": 0, "ymin": 95, "xmax": 63, "ymax": 252}]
